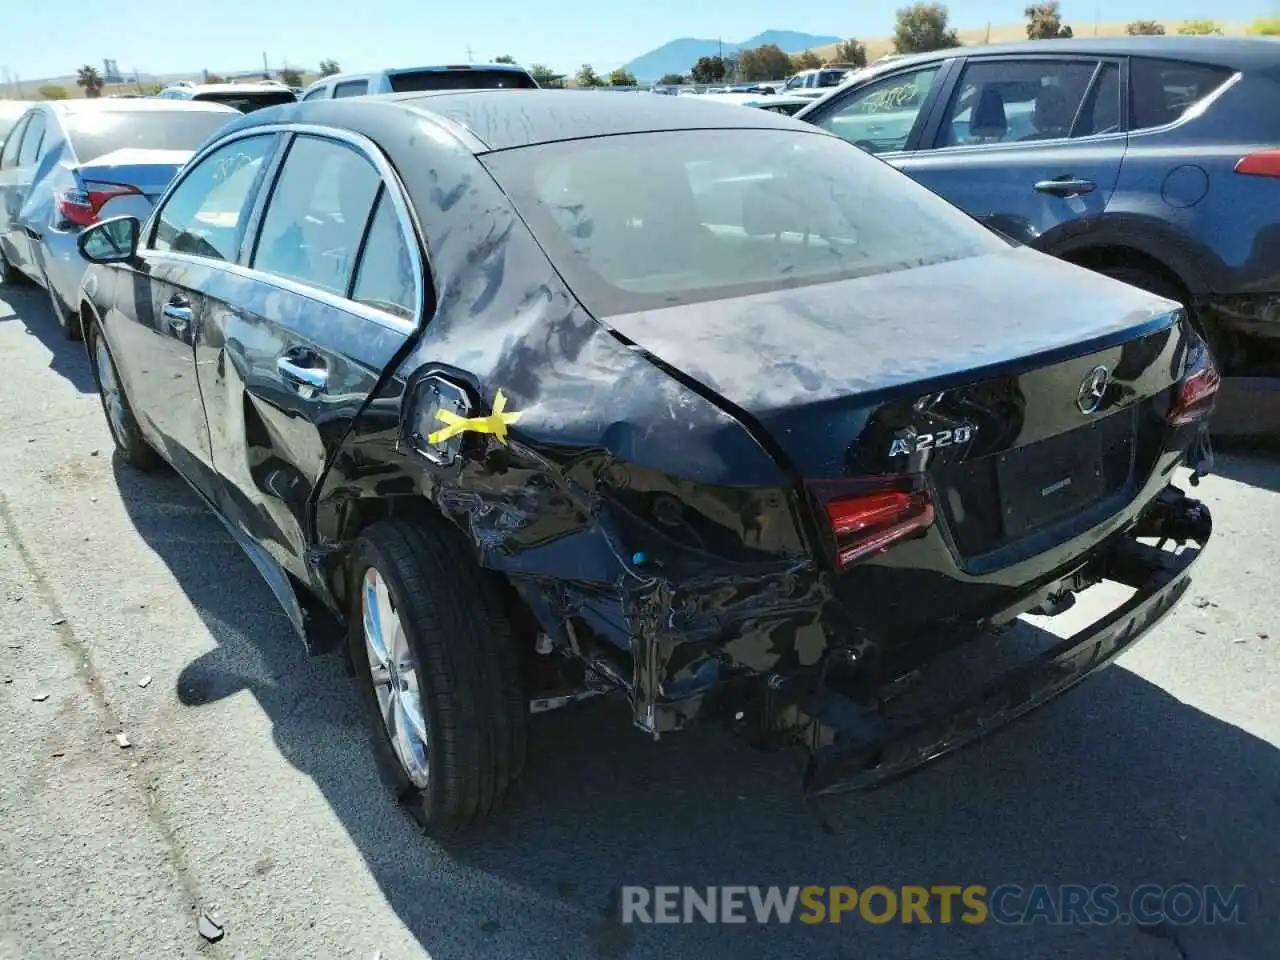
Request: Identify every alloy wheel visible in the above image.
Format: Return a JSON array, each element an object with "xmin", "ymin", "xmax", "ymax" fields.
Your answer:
[
  {"xmin": 94, "ymin": 337, "xmax": 130, "ymax": 451},
  {"xmin": 361, "ymin": 566, "xmax": 431, "ymax": 788}
]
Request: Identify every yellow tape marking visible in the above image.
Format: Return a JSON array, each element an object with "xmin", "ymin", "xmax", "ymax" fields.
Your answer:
[{"xmin": 427, "ymin": 388, "xmax": 523, "ymax": 445}]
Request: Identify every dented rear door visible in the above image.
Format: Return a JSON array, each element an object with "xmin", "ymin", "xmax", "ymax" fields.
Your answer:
[{"xmin": 194, "ymin": 132, "xmax": 421, "ymax": 581}]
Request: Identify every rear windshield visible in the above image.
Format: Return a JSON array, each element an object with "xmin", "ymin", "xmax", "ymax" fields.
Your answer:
[
  {"xmin": 192, "ymin": 90, "xmax": 296, "ymax": 112},
  {"xmin": 388, "ymin": 69, "xmax": 537, "ymax": 92},
  {"xmin": 482, "ymin": 129, "xmax": 1009, "ymax": 316},
  {"xmin": 65, "ymin": 110, "xmax": 235, "ymax": 162}
]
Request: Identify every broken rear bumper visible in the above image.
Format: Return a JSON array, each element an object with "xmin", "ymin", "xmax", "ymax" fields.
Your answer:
[{"xmin": 800, "ymin": 488, "xmax": 1212, "ymax": 797}]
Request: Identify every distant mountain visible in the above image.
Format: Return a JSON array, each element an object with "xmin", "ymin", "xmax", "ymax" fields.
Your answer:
[{"xmin": 622, "ymin": 29, "xmax": 841, "ymax": 81}]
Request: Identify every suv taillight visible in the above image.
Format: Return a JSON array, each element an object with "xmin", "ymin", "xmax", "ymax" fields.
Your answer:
[
  {"xmin": 56, "ymin": 180, "xmax": 140, "ymax": 228},
  {"xmin": 1168, "ymin": 335, "xmax": 1221, "ymax": 426},
  {"xmin": 808, "ymin": 479, "xmax": 935, "ymax": 569},
  {"xmin": 1234, "ymin": 149, "xmax": 1280, "ymax": 178}
]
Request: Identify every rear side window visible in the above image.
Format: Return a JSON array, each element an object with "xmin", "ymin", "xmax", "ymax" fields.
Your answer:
[
  {"xmin": 17, "ymin": 112, "xmax": 46, "ymax": 166},
  {"xmin": 152, "ymin": 135, "xmax": 275, "ymax": 261},
  {"xmin": 937, "ymin": 59, "xmax": 1099, "ymax": 147},
  {"xmin": 333, "ymin": 80, "xmax": 368, "ymax": 98},
  {"xmin": 482, "ymin": 128, "xmax": 1009, "ymax": 316},
  {"xmin": 388, "ymin": 69, "xmax": 537, "ymax": 91},
  {"xmin": 252, "ymin": 135, "xmax": 381, "ymax": 296},
  {"xmin": 1129, "ymin": 58, "xmax": 1234, "ymax": 131},
  {"xmin": 193, "ymin": 90, "xmax": 296, "ymax": 112},
  {"xmin": 65, "ymin": 110, "xmax": 234, "ymax": 162},
  {"xmin": 0, "ymin": 116, "xmax": 29, "ymax": 168},
  {"xmin": 350, "ymin": 191, "xmax": 417, "ymax": 319}
]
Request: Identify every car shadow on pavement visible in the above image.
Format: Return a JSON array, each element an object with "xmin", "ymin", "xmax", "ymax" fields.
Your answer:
[
  {"xmin": 1211, "ymin": 446, "xmax": 1280, "ymax": 493},
  {"xmin": 114, "ymin": 461, "xmax": 1280, "ymax": 960},
  {"xmin": 0, "ymin": 279, "xmax": 96, "ymax": 393}
]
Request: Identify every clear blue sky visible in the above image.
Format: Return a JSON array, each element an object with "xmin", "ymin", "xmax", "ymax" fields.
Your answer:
[{"xmin": 1, "ymin": 0, "xmax": 1272, "ymax": 81}]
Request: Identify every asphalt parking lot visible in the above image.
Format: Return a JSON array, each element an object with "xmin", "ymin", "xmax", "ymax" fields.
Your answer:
[{"xmin": 0, "ymin": 280, "xmax": 1277, "ymax": 960}]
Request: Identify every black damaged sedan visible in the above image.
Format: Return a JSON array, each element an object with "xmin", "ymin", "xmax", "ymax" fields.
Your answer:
[{"xmin": 75, "ymin": 90, "xmax": 1218, "ymax": 831}]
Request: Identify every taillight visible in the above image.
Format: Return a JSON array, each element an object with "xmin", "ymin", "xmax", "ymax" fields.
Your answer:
[
  {"xmin": 55, "ymin": 180, "xmax": 140, "ymax": 228},
  {"xmin": 1168, "ymin": 335, "xmax": 1221, "ymax": 426},
  {"xmin": 1234, "ymin": 149, "xmax": 1280, "ymax": 178},
  {"xmin": 808, "ymin": 480, "xmax": 935, "ymax": 569}
]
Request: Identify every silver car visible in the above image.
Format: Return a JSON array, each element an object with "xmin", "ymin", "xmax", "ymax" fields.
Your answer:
[{"xmin": 0, "ymin": 98, "xmax": 239, "ymax": 339}]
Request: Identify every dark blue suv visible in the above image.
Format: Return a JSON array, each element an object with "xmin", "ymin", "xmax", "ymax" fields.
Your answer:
[{"xmin": 795, "ymin": 36, "xmax": 1280, "ymax": 374}]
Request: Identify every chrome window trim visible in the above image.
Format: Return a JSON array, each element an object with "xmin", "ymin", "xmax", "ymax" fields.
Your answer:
[{"xmin": 141, "ymin": 121, "xmax": 427, "ymax": 332}]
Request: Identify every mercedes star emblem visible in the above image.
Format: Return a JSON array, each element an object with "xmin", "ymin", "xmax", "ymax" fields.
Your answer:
[{"xmin": 1076, "ymin": 365, "xmax": 1110, "ymax": 415}]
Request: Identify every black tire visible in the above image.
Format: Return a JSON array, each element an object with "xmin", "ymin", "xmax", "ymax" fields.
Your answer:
[
  {"xmin": 85, "ymin": 314, "xmax": 162, "ymax": 471},
  {"xmin": 49, "ymin": 284, "xmax": 82, "ymax": 342},
  {"xmin": 1098, "ymin": 265, "xmax": 1225, "ymax": 361},
  {"xmin": 347, "ymin": 519, "xmax": 527, "ymax": 833},
  {"xmin": 0, "ymin": 244, "xmax": 22, "ymax": 285}
]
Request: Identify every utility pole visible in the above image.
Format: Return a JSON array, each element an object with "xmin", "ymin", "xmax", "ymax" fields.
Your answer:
[
  {"xmin": 262, "ymin": 51, "xmax": 270, "ymax": 79},
  {"xmin": 465, "ymin": 44, "xmax": 473, "ymax": 64},
  {"xmin": 133, "ymin": 67, "xmax": 143, "ymax": 94}
]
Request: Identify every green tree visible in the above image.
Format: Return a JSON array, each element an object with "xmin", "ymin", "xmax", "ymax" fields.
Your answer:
[
  {"xmin": 318, "ymin": 59, "xmax": 341, "ymax": 76},
  {"xmin": 1247, "ymin": 17, "xmax": 1280, "ymax": 35},
  {"xmin": 280, "ymin": 66, "xmax": 303, "ymax": 87},
  {"xmin": 1026, "ymin": 2, "xmax": 1073, "ymax": 39},
  {"xmin": 1126, "ymin": 19, "xmax": 1166, "ymax": 35},
  {"xmin": 205, "ymin": 74, "xmax": 226, "ymax": 84},
  {"xmin": 833, "ymin": 39, "xmax": 868, "ymax": 68},
  {"xmin": 1176, "ymin": 19, "xmax": 1223, "ymax": 35},
  {"xmin": 658, "ymin": 72, "xmax": 686, "ymax": 85},
  {"xmin": 494, "ymin": 55, "xmax": 516, "ymax": 64},
  {"xmin": 894, "ymin": 3, "xmax": 961, "ymax": 54},
  {"xmin": 528, "ymin": 63, "xmax": 560, "ymax": 85},
  {"xmin": 76, "ymin": 65, "xmax": 105, "ymax": 98},
  {"xmin": 575, "ymin": 64, "xmax": 604, "ymax": 87},
  {"xmin": 608, "ymin": 67, "xmax": 637, "ymax": 86},
  {"xmin": 690, "ymin": 55, "xmax": 726, "ymax": 83},
  {"xmin": 792, "ymin": 50, "xmax": 823, "ymax": 70},
  {"xmin": 737, "ymin": 44, "xmax": 792, "ymax": 82},
  {"xmin": 38, "ymin": 84, "xmax": 69, "ymax": 100}
]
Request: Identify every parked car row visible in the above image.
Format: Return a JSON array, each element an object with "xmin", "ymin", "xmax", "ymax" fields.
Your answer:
[
  {"xmin": 59, "ymin": 82, "xmax": 1216, "ymax": 831},
  {"xmin": 787, "ymin": 35, "xmax": 1280, "ymax": 376}
]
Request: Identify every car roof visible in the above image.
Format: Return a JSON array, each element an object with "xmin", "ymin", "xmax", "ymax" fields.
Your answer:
[
  {"xmin": 872, "ymin": 35, "xmax": 1280, "ymax": 72},
  {"xmin": 392, "ymin": 88, "xmax": 807, "ymax": 150},
  {"xmin": 181, "ymin": 82, "xmax": 292, "ymax": 94},
  {"xmin": 310, "ymin": 62, "xmax": 532, "ymax": 86},
  {"xmin": 48, "ymin": 98, "xmax": 241, "ymax": 116}
]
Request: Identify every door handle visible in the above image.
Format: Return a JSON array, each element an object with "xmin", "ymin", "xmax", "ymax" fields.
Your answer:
[
  {"xmin": 162, "ymin": 301, "xmax": 191, "ymax": 333},
  {"xmin": 23, "ymin": 224, "xmax": 41, "ymax": 241},
  {"xmin": 276, "ymin": 355, "xmax": 328, "ymax": 391},
  {"xmin": 1034, "ymin": 177, "xmax": 1096, "ymax": 198}
]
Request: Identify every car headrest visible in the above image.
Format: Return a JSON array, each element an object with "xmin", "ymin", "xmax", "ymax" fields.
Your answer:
[
  {"xmin": 1032, "ymin": 85, "xmax": 1073, "ymax": 135},
  {"xmin": 970, "ymin": 87, "xmax": 1007, "ymax": 138},
  {"xmin": 741, "ymin": 177, "xmax": 835, "ymax": 237}
]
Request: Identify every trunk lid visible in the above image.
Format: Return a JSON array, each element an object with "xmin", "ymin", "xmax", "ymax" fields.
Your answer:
[
  {"xmin": 605, "ymin": 246, "xmax": 1190, "ymax": 567},
  {"xmin": 74, "ymin": 148, "xmax": 194, "ymax": 202}
]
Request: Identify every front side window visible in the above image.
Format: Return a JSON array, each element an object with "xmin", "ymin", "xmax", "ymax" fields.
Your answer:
[
  {"xmin": 252, "ymin": 135, "xmax": 380, "ymax": 296},
  {"xmin": 152, "ymin": 134, "xmax": 275, "ymax": 261},
  {"xmin": 17, "ymin": 112, "xmax": 47, "ymax": 167},
  {"xmin": 937, "ymin": 59, "xmax": 1098, "ymax": 147},
  {"xmin": 301, "ymin": 87, "xmax": 328, "ymax": 101},
  {"xmin": 350, "ymin": 191, "xmax": 417, "ymax": 319},
  {"xmin": 809, "ymin": 66, "xmax": 942, "ymax": 154},
  {"xmin": 483, "ymin": 128, "xmax": 1009, "ymax": 316},
  {"xmin": 333, "ymin": 80, "xmax": 369, "ymax": 98},
  {"xmin": 1129, "ymin": 58, "xmax": 1235, "ymax": 131}
]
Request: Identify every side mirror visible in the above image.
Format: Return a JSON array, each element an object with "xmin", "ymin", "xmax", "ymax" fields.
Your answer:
[{"xmin": 78, "ymin": 215, "xmax": 140, "ymax": 264}]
